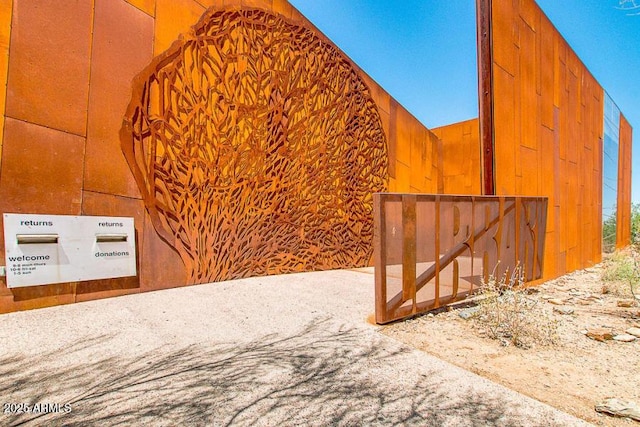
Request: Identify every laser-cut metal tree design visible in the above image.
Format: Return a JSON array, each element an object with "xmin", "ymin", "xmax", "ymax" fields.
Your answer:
[{"xmin": 121, "ymin": 7, "xmax": 388, "ymax": 284}]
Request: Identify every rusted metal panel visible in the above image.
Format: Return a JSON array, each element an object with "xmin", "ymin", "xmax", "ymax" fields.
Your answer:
[
  {"xmin": 617, "ymin": 115, "xmax": 633, "ymax": 248},
  {"xmin": 431, "ymin": 118, "xmax": 482, "ymax": 195},
  {"xmin": 374, "ymin": 193, "xmax": 548, "ymax": 324},
  {"xmin": 373, "ymin": 194, "xmax": 387, "ymax": 324},
  {"xmin": 121, "ymin": 7, "xmax": 389, "ymax": 284},
  {"xmin": 5, "ymin": 0, "xmax": 93, "ymax": 136},
  {"xmin": 84, "ymin": 0, "xmax": 154, "ymax": 199},
  {"xmin": 0, "ymin": 0, "xmax": 12, "ymax": 168},
  {"xmin": 486, "ymin": 0, "xmax": 607, "ymax": 280},
  {"xmin": 0, "ymin": 119, "xmax": 85, "ymax": 222},
  {"xmin": 401, "ymin": 195, "xmax": 417, "ymax": 306}
]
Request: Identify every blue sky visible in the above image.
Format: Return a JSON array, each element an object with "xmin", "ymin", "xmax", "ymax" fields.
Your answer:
[{"xmin": 289, "ymin": 0, "xmax": 640, "ymax": 204}]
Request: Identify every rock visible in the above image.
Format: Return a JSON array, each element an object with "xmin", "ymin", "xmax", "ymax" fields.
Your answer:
[
  {"xmin": 613, "ymin": 334, "xmax": 637, "ymax": 342},
  {"xmin": 617, "ymin": 300, "xmax": 636, "ymax": 308},
  {"xmin": 595, "ymin": 398, "xmax": 640, "ymax": 422},
  {"xmin": 553, "ymin": 306, "xmax": 574, "ymax": 315},
  {"xmin": 586, "ymin": 328, "xmax": 613, "ymax": 342},
  {"xmin": 626, "ymin": 327, "xmax": 640, "ymax": 337},
  {"xmin": 577, "ymin": 299, "xmax": 593, "ymax": 306},
  {"xmin": 548, "ymin": 298, "xmax": 566, "ymax": 305},
  {"xmin": 457, "ymin": 306, "xmax": 480, "ymax": 320}
]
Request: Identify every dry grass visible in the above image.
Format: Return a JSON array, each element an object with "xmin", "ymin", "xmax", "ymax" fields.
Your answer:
[
  {"xmin": 381, "ymin": 262, "xmax": 640, "ymax": 426},
  {"xmin": 601, "ymin": 248, "xmax": 640, "ymax": 301},
  {"xmin": 471, "ymin": 267, "xmax": 561, "ymax": 349}
]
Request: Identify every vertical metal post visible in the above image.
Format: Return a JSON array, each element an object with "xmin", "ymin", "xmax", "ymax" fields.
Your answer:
[
  {"xmin": 477, "ymin": 0, "xmax": 495, "ymax": 195},
  {"xmin": 434, "ymin": 195, "xmax": 441, "ymax": 308},
  {"xmin": 402, "ymin": 195, "xmax": 417, "ymax": 314},
  {"xmin": 374, "ymin": 193, "xmax": 388, "ymax": 324}
]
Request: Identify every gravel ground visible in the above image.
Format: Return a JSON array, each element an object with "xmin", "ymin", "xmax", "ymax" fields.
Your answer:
[
  {"xmin": 382, "ymin": 265, "xmax": 640, "ymax": 426},
  {"xmin": 0, "ymin": 269, "xmax": 591, "ymax": 426}
]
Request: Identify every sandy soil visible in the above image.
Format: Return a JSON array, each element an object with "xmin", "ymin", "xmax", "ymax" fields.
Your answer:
[{"xmin": 381, "ymin": 264, "xmax": 640, "ymax": 426}]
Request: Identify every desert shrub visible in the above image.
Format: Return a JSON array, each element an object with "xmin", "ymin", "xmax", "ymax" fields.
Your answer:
[
  {"xmin": 631, "ymin": 203, "xmax": 640, "ymax": 247},
  {"xmin": 603, "ymin": 203, "xmax": 639, "ymax": 252},
  {"xmin": 600, "ymin": 250, "xmax": 639, "ymax": 299},
  {"xmin": 626, "ymin": 249, "xmax": 640, "ymax": 301},
  {"xmin": 473, "ymin": 267, "xmax": 560, "ymax": 349},
  {"xmin": 602, "ymin": 213, "xmax": 617, "ymax": 254}
]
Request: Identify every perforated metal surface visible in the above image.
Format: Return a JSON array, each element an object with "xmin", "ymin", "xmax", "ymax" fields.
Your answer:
[
  {"xmin": 121, "ymin": 8, "xmax": 388, "ymax": 284},
  {"xmin": 374, "ymin": 194, "xmax": 547, "ymax": 324}
]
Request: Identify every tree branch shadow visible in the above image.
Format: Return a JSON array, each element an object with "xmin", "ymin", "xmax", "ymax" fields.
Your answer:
[{"xmin": 1, "ymin": 318, "xmax": 569, "ymax": 426}]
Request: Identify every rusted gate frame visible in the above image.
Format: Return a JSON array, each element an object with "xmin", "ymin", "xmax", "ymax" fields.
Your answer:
[{"xmin": 374, "ymin": 193, "xmax": 547, "ymax": 324}]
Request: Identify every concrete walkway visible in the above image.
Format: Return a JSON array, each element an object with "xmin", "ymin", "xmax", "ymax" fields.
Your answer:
[{"xmin": 0, "ymin": 269, "xmax": 590, "ymax": 426}]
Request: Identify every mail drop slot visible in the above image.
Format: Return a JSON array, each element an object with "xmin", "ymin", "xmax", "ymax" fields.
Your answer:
[
  {"xmin": 96, "ymin": 233, "xmax": 128, "ymax": 243},
  {"xmin": 4, "ymin": 213, "xmax": 137, "ymax": 288},
  {"xmin": 16, "ymin": 234, "xmax": 59, "ymax": 244}
]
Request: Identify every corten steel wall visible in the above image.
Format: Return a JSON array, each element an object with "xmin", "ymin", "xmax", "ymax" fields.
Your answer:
[
  {"xmin": 0, "ymin": 0, "xmax": 154, "ymax": 312},
  {"xmin": 431, "ymin": 118, "xmax": 482, "ymax": 195},
  {"xmin": 478, "ymin": 0, "xmax": 632, "ymax": 280},
  {"xmin": 0, "ymin": 3, "xmax": 9, "ymax": 164},
  {"xmin": 386, "ymin": 102, "xmax": 442, "ymax": 194},
  {"xmin": 616, "ymin": 115, "xmax": 633, "ymax": 248},
  {"xmin": 0, "ymin": 0, "xmax": 451, "ymax": 313}
]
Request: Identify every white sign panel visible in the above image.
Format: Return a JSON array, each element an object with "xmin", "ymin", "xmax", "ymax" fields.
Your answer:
[{"xmin": 3, "ymin": 214, "xmax": 137, "ymax": 288}]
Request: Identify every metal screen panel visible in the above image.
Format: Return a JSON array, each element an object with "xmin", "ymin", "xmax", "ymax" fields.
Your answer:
[{"xmin": 374, "ymin": 194, "xmax": 548, "ymax": 324}]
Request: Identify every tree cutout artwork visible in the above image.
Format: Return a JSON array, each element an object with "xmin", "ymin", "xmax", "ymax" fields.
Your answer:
[{"xmin": 121, "ymin": 7, "xmax": 388, "ymax": 284}]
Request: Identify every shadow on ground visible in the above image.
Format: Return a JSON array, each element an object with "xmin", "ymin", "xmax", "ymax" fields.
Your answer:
[{"xmin": 1, "ymin": 318, "xmax": 552, "ymax": 426}]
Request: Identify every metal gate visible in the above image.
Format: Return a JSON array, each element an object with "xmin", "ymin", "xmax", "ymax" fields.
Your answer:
[{"xmin": 374, "ymin": 194, "xmax": 548, "ymax": 324}]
